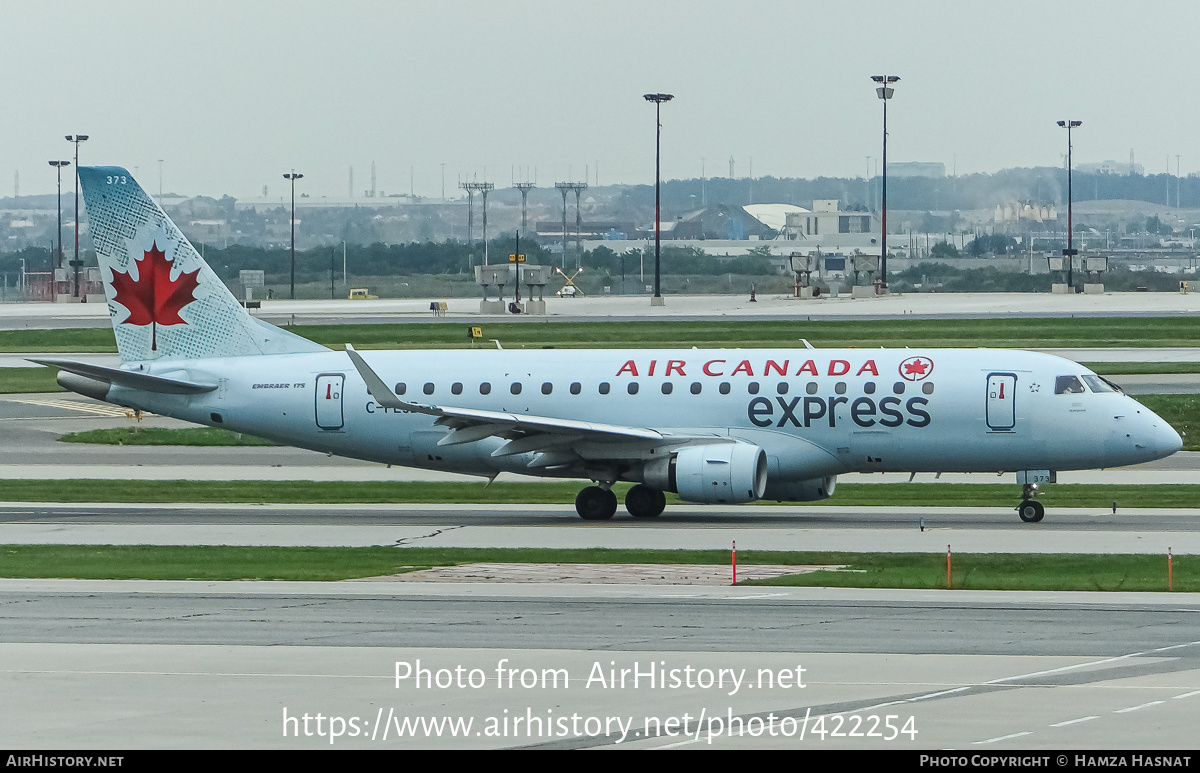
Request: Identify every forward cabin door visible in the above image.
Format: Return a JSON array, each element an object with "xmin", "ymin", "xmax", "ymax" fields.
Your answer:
[
  {"xmin": 985, "ymin": 372, "xmax": 1017, "ymax": 432},
  {"xmin": 315, "ymin": 373, "xmax": 345, "ymax": 430}
]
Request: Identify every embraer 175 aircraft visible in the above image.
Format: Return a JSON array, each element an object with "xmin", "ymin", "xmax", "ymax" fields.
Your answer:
[{"xmin": 42, "ymin": 167, "xmax": 1182, "ymax": 522}]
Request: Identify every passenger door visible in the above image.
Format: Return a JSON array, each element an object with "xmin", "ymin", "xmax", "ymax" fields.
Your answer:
[
  {"xmin": 985, "ymin": 372, "xmax": 1016, "ymax": 432},
  {"xmin": 315, "ymin": 373, "xmax": 345, "ymax": 430}
]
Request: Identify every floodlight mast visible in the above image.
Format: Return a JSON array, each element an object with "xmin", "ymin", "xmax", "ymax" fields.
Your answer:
[
  {"xmin": 284, "ymin": 172, "xmax": 304, "ymax": 299},
  {"xmin": 65, "ymin": 135, "xmax": 88, "ymax": 298},
  {"xmin": 870, "ymin": 76, "xmax": 898, "ymax": 290},
  {"xmin": 1057, "ymin": 120, "xmax": 1081, "ymax": 290},
  {"xmin": 644, "ymin": 93, "xmax": 673, "ymax": 306},
  {"xmin": 48, "ymin": 160, "xmax": 71, "ymax": 273}
]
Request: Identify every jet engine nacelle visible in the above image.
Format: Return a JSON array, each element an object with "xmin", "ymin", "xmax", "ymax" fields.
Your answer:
[
  {"xmin": 644, "ymin": 443, "xmax": 768, "ymax": 504},
  {"xmin": 763, "ymin": 476, "xmax": 837, "ymax": 503}
]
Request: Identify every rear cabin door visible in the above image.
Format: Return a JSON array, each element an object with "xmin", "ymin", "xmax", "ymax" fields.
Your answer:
[
  {"xmin": 985, "ymin": 372, "xmax": 1017, "ymax": 431},
  {"xmin": 315, "ymin": 373, "xmax": 345, "ymax": 430}
]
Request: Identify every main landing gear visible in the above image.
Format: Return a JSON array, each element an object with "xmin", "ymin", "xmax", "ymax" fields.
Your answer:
[
  {"xmin": 1016, "ymin": 483, "xmax": 1045, "ymax": 523},
  {"xmin": 575, "ymin": 483, "xmax": 667, "ymax": 520}
]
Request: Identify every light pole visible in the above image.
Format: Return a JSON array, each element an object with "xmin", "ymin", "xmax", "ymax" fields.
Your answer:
[
  {"xmin": 1057, "ymin": 120, "xmax": 1081, "ymax": 291},
  {"xmin": 48, "ymin": 160, "xmax": 70, "ymax": 274},
  {"xmin": 644, "ymin": 92, "xmax": 673, "ymax": 306},
  {"xmin": 870, "ymin": 76, "xmax": 898, "ymax": 290},
  {"xmin": 65, "ymin": 135, "xmax": 88, "ymax": 298},
  {"xmin": 284, "ymin": 171, "xmax": 304, "ymax": 299}
]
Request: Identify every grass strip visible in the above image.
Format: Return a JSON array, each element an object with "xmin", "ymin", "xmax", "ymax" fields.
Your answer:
[
  {"xmin": 58, "ymin": 427, "xmax": 274, "ymax": 446},
  {"xmin": 0, "ymin": 545, "xmax": 1193, "ymax": 590},
  {"xmin": 0, "ymin": 367, "xmax": 63, "ymax": 393},
  {"xmin": 0, "ymin": 480, "xmax": 1197, "ymax": 507},
  {"xmin": 1085, "ymin": 362, "xmax": 1200, "ymax": 375},
  {"xmin": 3, "ymin": 317, "xmax": 1200, "ymax": 353}
]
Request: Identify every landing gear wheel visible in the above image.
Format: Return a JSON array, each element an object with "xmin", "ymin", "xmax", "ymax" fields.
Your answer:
[
  {"xmin": 576, "ymin": 486, "xmax": 618, "ymax": 520},
  {"xmin": 625, "ymin": 484, "xmax": 667, "ymax": 518},
  {"xmin": 1017, "ymin": 500, "xmax": 1045, "ymax": 523}
]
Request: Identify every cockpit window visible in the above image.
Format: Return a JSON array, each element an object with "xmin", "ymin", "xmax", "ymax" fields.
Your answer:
[
  {"xmin": 1081, "ymin": 375, "xmax": 1117, "ymax": 393},
  {"xmin": 1054, "ymin": 375, "xmax": 1087, "ymax": 394}
]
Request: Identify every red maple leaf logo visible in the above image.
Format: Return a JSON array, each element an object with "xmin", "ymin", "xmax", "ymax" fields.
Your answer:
[
  {"xmin": 110, "ymin": 242, "xmax": 200, "ymax": 351},
  {"xmin": 899, "ymin": 356, "xmax": 934, "ymax": 381}
]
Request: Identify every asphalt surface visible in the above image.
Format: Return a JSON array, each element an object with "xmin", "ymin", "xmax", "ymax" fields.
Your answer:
[{"xmin": 1, "ymin": 582, "xmax": 1197, "ymax": 749}]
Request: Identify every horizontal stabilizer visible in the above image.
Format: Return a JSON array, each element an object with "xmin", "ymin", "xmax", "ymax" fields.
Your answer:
[{"xmin": 31, "ymin": 358, "xmax": 218, "ymax": 395}]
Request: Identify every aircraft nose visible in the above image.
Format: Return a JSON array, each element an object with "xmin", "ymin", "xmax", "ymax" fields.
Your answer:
[
  {"xmin": 1156, "ymin": 421, "xmax": 1184, "ymax": 456},
  {"xmin": 1141, "ymin": 410, "xmax": 1183, "ymax": 459}
]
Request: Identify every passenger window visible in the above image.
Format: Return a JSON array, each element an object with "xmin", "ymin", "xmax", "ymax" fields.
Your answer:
[
  {"xmin": 777, "ymin": 382, "xmax": 789, "ymax": 394},
  {"xmin": 599, "ymin": 382, "xmax": 610, "ymax": 395},
  {"xmin": 451, "ymin": 382, "xmax": 463, "ymax": 395},
  {"xmin": 628, "ymin": 382, "xmax": 640, "ymax": 395},
  {"xmin": 541, "ymin": 382, "xmax": 553, "ymax": 395},
  {"xmin": 719, "ymin": 382, "xmax": 731, "ymax": 395},
  {"xmin": 893, "ymin": 382, "xmax": 905, "ymax": 394},
  {"xmin": 1055, "ymin": 375, "xmax": 1086, "ymax": 395},
  {"xmin": 834, "ymin": 382, "xmax": 847, "ymax": 395},
  {"xmin": 394, "ymin": 382, "xmax": 406, "ymax": 395},
  {"xmin": 570, "ymin": 382, "xmax": 581, "ymax": 395},
  {"xmin": 479, "ymin": 382, "xmax": 491, "ymax": 395},
  {"xmin": 690, "ymin": 382, "xmax": 702, "ymax": 395},
  {"xmin": 423, "ymin": 382, "xmax": 435, "ymax": 395},
  {"xmin": 661, "ymin": 383, "xmax": 673, "ymax": 395},
  {"xmin": 806, "ymin": 382, "xmax": 818, "ymax": 395},
  {"xmin": 748, "ymin": 382, "xmax": 760, "ymax": 395},
  {"xmin": 864, "ymin": 382, "xmax": 876, "ymax": 395},
  {"xmin": 510, "ymin": 382, "xmax": 522, "ymax": 395},
  {"xmin": 922, "ymin": 382, "xmax": 935, "ymax": 395}
]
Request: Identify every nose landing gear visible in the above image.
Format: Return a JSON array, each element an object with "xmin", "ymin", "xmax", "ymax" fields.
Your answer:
[{"xmin": 1016, "ymin": 483, "xmax": 1045, "ymax": 522}]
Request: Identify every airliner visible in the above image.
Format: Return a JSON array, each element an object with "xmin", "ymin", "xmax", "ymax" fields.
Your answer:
[{"xmin": 39, "ymin": 167, "xmax": 1183, "ymax": 522}]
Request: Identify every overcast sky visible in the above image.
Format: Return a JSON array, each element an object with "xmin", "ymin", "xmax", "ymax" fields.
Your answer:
[{"xmin": 4, "ymin": 0, "xmax": 1197, "ymax": 199}]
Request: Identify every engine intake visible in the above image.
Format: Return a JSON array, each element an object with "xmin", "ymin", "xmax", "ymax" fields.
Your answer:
[{"xmin": 644, "ymin": 443, "xmax": 768, "ymax": 504}]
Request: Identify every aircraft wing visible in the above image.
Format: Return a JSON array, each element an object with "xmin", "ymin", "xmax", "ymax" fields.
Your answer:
[{"xmin": 346, "ymin": 345, "xmax": 727, "ymax": 467}]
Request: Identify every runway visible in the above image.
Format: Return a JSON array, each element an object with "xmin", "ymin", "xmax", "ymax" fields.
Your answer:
[{"xmin": 2, "ymin": 581, "xmax": 1198, "ymax": 749}]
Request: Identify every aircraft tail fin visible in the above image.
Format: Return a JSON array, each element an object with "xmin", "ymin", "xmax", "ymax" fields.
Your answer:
[{"xmin": 77, "ymin": 166, "xmax": 327, "ymax": 362}]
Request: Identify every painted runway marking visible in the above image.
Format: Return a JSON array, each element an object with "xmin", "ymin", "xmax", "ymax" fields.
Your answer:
[
  {"xmin": 1172, "ymin": 690, "xmax": 1200, "ymax": 700},
  {"xmin": 3, "ymin": 397, "xmax": 133, "ymax": 418},
  {"xmin": 1115, "ymin": 701, "xmax": 1164, "ymax": 713},
  {"xmin": 1050, "ymin": 716, "xmax": 1098, "ymax": 727}
]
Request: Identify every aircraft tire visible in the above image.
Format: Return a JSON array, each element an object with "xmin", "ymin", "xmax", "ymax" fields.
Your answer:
[
  {"xmin": 626, "ymin": 484, "xmax": 666, "ymax": 518},
  {"xmin": 576, "ymin": 486, "xmax": 617, "ymax": 520},
  {"xmin": 1017, "ymin": 500, "xmax": 1045, "ymax": 523}
]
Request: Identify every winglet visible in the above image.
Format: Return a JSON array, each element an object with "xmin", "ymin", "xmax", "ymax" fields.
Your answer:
[{"xmin": 345, "ymin": 344, "xmax": 408, "ymax": 410}]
